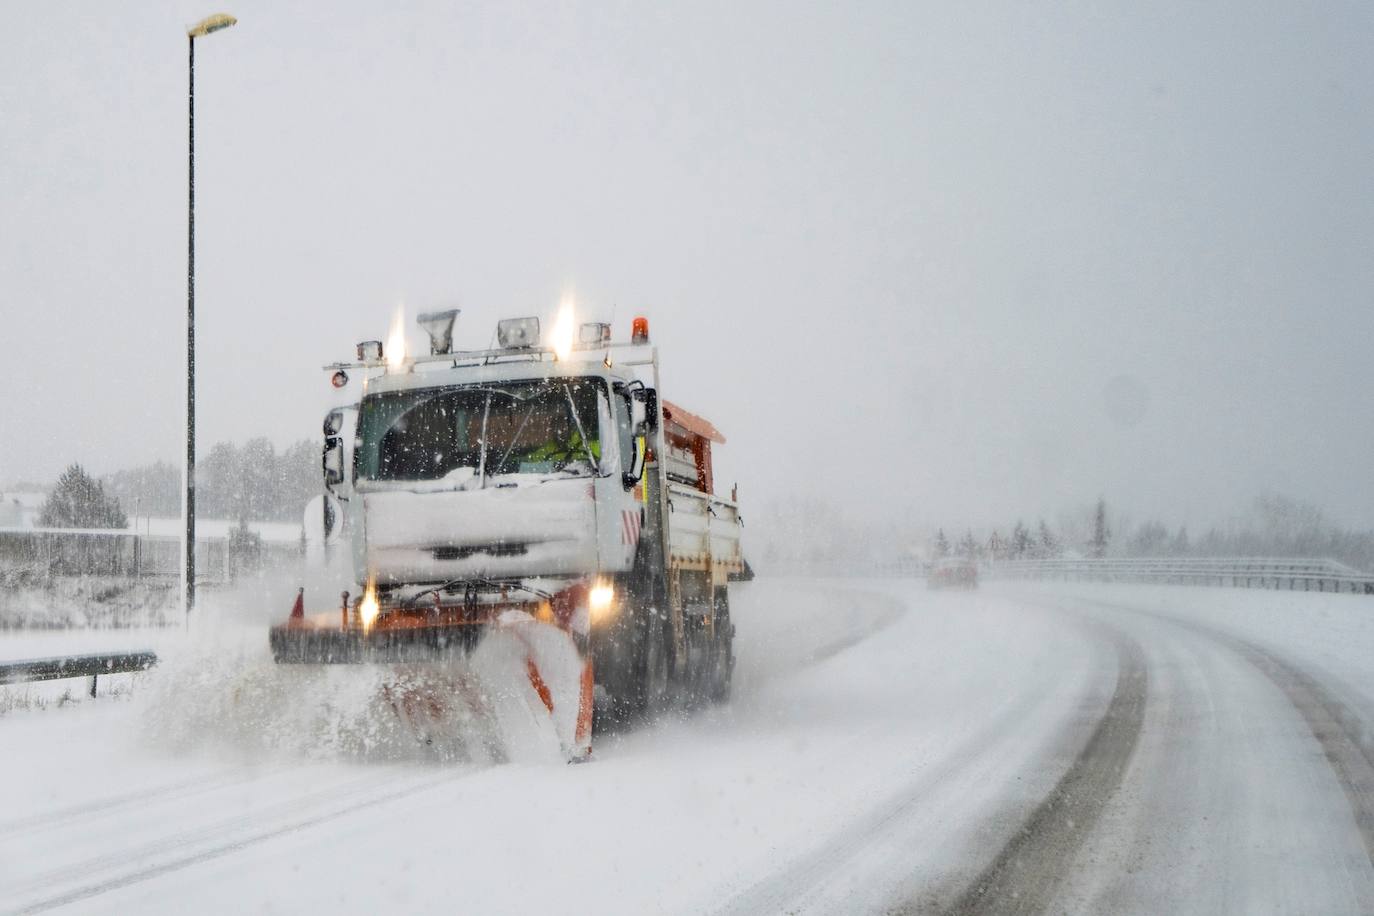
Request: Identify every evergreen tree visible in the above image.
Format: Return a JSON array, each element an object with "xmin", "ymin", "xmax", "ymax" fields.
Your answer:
[
  {"xmin": 933, "ymin": 528, "xmax": 950, "ymax": 559},
  {"xmin": 103, "ymin": 461, "xmax": 180, "ymax": 518},
  {"xmin": 1172, "ymin": 526, "xmax": 1190, "ymax": 556},
  {"xmin": 73, "ymin": 437, "xmax": 324, "ymax": 528},
  {"xmin": 280, "ymin": 439, "xmax": 322, "ymax": 516},
  {"xmin": 1011, "ymin": 521, "xmax": 1032, "ymax": 559},
  {"xmin": 38, "ymin": 464, "xmax": 128, "ymax": 529},
  {"xmin": 1128, "ymin": 520, "xmax": 1170, "ymax": 556},
  {"xmin": 198, "ymin": 441, "xmax": 241, "ymax": 519},
  {"xmin": 193, "ymin": 438, "xmax": 321, "ymax": 522},
  {"xmin": 986, "ymin": 529, "xmax": 1005, "ymax": 562},
  {"xmin": 958, "ymin": 530, "xmax": 979, "ymax": 559},
  {"xmin": 227, "ymin": 516, "xmax": 263, "ymax": 576},
  {"xmin": 1090, "ymin": 498, "xmax": 1110, "ymax": 558},
  {"xmin": 1037, "ymin": 519, "xmax": 1060, "ymax": 558}
]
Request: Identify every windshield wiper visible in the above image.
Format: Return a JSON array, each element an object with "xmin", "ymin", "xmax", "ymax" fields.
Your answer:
[
  {"xmin": 476, "ymin": 391, "xmax": 493, "ymax": 488},
  {"xmin": 493, "ymin": 402, "xmax": 539, "ymax": 478},
  {"xmin": 475, "ymin": 388, "xmax": 525, "ymax": 489},
  {"xmin": 563, "ymin": 383, "xmax": 601, "ymax": 475}
]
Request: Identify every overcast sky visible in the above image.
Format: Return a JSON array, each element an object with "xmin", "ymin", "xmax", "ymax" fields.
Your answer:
[{"xmin": 2, "ymin": 1, "xmax": 1371, "ymax": 531}]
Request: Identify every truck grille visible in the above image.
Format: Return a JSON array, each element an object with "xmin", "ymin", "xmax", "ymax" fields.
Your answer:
[{"xmin": 431, "ymin": 543, "xmax": 529, "ymax": 561}]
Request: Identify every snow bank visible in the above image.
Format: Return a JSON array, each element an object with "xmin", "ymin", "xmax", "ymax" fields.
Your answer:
[{"xmin": 0, "ymin": 572, "xmax": 179, "ymax": 629}]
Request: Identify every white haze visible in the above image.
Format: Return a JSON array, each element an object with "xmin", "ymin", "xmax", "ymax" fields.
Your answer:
[{"xmin": 2, "ymin": 1, "xmax": 1372, "ymax": 532}]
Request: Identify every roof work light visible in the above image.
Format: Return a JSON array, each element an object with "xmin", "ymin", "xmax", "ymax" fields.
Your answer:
[
  {"xmin": 417, "ymin": 309, "xmax": 460, "ymax": 355},
  {"xmin": 356, "ymin": 340, "xmax": 383, "ymax": 362},
  {"xmin": 578, "ymin": 322, "xmax": 611, "ymax": 349},
  {"xmin": 498, "ymin": 317, "xmax": 540, "ymax": 349}
]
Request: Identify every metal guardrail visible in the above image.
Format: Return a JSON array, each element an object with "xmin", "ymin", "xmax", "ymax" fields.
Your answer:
[
  {"xmin": 0, "ymin": 651, "xmax": 159, "ymax": 698},
  {"xmin": 987, "ymin": 557, "xmax": 1374, "ymax": 594}
]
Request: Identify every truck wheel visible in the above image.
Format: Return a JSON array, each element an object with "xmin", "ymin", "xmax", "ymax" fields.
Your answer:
[
  {"xmin": 642, "ymin": 608, "xmax": 673, "ymax": 715},
  {"xmin": 707, "ymin": 588, "xmax": 734, "ymax": 703},
  {"xmin": 610, "ymin": 605, "xmax": 671, "ymax": 722}
]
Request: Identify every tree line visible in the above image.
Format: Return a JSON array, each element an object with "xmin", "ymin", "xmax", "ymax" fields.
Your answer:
[
  {"xmin": 933, "ymin": 497, "xmax": 1111, "ymax": 563},
  {"xmin": 37, "ymin": 439, "xmax": 320, "ymax": 529},
  {"xmin": 934, "ymin": 494, "xmax": 1374, "ymax": 572}
]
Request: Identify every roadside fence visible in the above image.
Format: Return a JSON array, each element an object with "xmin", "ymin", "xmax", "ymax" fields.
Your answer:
[
  {"xmin": 987, "ymin": 557, "xmax": 1374, "ymax": 595},
  {"xmin": 0, "ymin": 527, "xmax": 299, "ymax": 584}
]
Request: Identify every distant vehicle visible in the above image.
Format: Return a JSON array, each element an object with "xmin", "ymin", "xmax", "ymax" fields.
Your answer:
[{"xmin": 928, "ymin": 557, "xmax": 978, "ymax": 590}]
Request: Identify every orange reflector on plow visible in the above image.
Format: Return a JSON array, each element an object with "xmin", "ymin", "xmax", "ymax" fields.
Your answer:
[
  {"xmin": 495, "ymin": 610, "xmax": 593, "ymax": 761},
  {"xmin": 575, "ymin": 659, "xmax": 595, "ymax": 749},
  {"xmin": 526, "ymin": 658, "xmax": 555, "ymax": 714}
]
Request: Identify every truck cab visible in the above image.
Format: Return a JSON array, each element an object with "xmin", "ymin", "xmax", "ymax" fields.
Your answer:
[
  {"xmin": 308, "ymin": 310, "xmax": 742, "ymax": 718},
  {"xmin": 346, "ymin": 360, "xmax": 646, "ymax": 590}
]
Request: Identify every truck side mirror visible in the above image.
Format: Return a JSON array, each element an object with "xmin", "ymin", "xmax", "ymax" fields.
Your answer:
[
  {"xmin": 622, "ymin": 437, "xmax": 646, "ymax": 490},
  {"xmin": 323, "ymin": 437, "xmax": 345, "ymax": 487},
  {"xmin": 635, "ymin": 388, "xmax": 659, "ymax": 434},
  {"xmin": 323, "ymin": 409, "xmax": 345, "ymax": 437},
  {"xmin": 630, "ymin": 397, "xmax": 647, "ymax": 434}
]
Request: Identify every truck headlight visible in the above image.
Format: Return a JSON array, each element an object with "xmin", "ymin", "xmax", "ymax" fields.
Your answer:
[{"xmin": 589, "ymin": 583, "xmax": 616, "ymax": 621}]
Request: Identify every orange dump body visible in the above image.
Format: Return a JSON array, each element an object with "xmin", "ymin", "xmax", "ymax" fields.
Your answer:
[{"xmin": 661, "ymin": 400, "xmax": 726, "ymax": 495}]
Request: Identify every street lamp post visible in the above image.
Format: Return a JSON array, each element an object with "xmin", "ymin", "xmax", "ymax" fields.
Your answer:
[{"xmin": 186, "ymin": 12, "xmax": 237, "ymax": 615}]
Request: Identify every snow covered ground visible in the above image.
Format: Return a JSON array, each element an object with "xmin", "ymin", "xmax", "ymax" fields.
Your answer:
[
  {"xmin": 2, "ymin": 578, "xmax": 1373, "ymax": 914},
  {"xmin": 0, "ymin": 575, "xmax": 180, "ymax": 630}
]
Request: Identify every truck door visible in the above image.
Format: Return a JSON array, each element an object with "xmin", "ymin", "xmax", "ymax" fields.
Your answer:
[{"xmin": 594, "ymin": 383, "xmax": 643, "ymax": 574}]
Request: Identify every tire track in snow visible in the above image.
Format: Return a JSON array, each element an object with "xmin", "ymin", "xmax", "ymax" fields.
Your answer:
[
  {"xmin": 1010, "ymin": 591, "xmax": 1374, "ymax": 909},
  {"xmin": 8, "ymin": 773, "xmax": 382, "ymax": 911},
  {"xmin": 0, "ymin": 770, "xmax": 255, "ymax": 835},
  {"xmin": 938, "ymin": 629, "xmax": 1147, "ymax": 916},
  {"xmin": 709, "ymin": 646, "xmax": 1075, "ymax": 916},
  {"xmin": 7, "ymin": 769, "xmax": 464, "ymax": 915},
  {"xmin": 1214, "ymin": 641, "xmax": 1374, "ymax": 865},
  {"xmin": 1091, "ymin": 601, "xmax": 1374, "ymax": 868}
]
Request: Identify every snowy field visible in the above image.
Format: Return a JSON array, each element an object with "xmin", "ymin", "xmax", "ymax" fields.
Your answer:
[{"xmin": 2, "ymin": 578, "xmax": 1373, "ymax": 914}]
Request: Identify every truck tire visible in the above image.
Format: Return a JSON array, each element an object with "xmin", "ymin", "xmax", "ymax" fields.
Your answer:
[
  {"xmin": 610, "ymin": 544, "xmax": 673, "ymax": 721},
  {"xmin": 610, "ymin": 603, "xmax": 671, "ymax": 721},
  {"xmin": 642, "ymin": 607, "xmax": 673, "ymax": 715},
  {"xmin": 707, "ymin": 587, "xmax": 734, "ymax": 703}
]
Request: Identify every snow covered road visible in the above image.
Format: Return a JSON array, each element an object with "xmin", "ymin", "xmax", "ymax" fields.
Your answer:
[{"xmin": 3, "ymin": 579, "xmax": 1373, "ymax": 914}]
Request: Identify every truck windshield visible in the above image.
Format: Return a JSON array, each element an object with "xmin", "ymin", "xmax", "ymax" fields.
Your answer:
[{"xmin": 355, "ymin": 379, "xmax": 603, "ymax": 482}]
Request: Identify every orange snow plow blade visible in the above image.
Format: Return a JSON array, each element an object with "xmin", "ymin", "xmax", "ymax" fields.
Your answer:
[{"xmin": 268, "ymin": 584, "xmax": 594, "ymax": 761}]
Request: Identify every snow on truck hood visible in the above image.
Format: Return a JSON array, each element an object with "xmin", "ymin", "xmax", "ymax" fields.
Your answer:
[
  {"xmin": 355, "ymin": 466, "xmax": 591, "ymax": 495},
  {"xmin": 361, "ymin": 476, "xmax": 598, "ymax": 583}
]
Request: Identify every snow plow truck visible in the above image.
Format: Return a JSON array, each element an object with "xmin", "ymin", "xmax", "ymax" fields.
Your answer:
[{"xmin": 270, "ymin": 310, "xmax": 743, "ymax": 761}]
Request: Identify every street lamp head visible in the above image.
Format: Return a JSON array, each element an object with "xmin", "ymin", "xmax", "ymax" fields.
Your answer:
[{"xmin": 188, "ymin": 13, "xmax": 237, "ymax": 38}]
